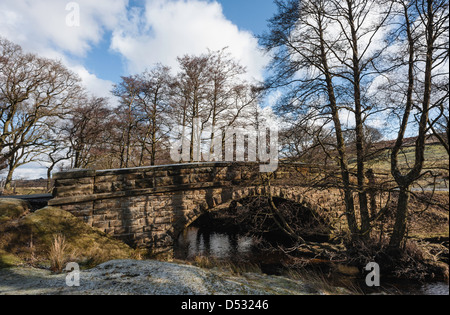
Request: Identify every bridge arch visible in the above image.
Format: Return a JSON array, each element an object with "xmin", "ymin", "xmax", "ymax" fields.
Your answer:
[{"xmin": 168, "ymin": 185, "xmax": 327, "ymax": 242}]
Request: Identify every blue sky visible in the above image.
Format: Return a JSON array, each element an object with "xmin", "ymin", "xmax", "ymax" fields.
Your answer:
[
  {"xmin": 211, "ymin": 0, "xmax": 276, "ymax": 35},
  {"xmin": 0, "ymin": 0, "xmax": 278, "ymax": 179}
]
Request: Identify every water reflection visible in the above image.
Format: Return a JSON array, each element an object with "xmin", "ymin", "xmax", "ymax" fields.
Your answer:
[
  {"xmin": 421, "ymin": 283, "xmax": 449, "ymax": 295},
  {"xmin": 175, "ymin": 227, "xmax": 255, "ymax": 261}
]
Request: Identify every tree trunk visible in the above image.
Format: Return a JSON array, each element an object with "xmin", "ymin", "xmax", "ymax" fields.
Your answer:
[
  {"xmin": 47, "ymin": 166, "xmax": 54, "ymax": 192},
  {"xmin": 389, "ymin": 186, "xmax": 410, "ymax": 249},
  {"xmin": 151, "ymin": 122, "xmax": 157, "ymax": 166},
  {"xmin": 347, "ymin": 0, "xmax": 370, "ymax": 238},
  {"xmin": 389, "ymin": 0, "xmax": 437, "ymax": 250},
  {"xmin": 318, "ymin": 21, "xmax": 359, "ymax": 238},
  {"xmin": 4, "ymin": 161, "xmax": 15, "ymax": 191}
]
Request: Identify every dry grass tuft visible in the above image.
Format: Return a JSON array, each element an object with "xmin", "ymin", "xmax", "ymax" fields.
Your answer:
[{"xmin": 48, "ymin": 234, "xmax": 68, "ymax": 272}]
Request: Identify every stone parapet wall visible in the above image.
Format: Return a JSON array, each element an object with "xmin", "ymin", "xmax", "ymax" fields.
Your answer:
[{"xmin": 49, "ymin": 162, "xmax": 326, "ymax": 255}]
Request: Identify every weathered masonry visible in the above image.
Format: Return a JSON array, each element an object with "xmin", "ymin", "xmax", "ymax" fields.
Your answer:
[{"xmin": 49, "ymin": 162, "xmax": 337, "ymax": 257}]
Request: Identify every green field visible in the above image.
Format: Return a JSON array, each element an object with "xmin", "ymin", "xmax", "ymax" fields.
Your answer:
[
  {"xmin": 365, "ymin": 144, "xmax": 448, "ymax": 173},
  {"xmin": 345, "ymin": 143, "xmax": 449, "ymax": 190}
]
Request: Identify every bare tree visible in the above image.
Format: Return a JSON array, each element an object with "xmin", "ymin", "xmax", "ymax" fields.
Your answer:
[
  {"xmin": 386, "ymin": 0, "xmax": 449, "ymax": 249},
  {"xmin": 326, "ymin": 0, "xmax": 394, "ymax": 238},
  {"xmin": 65, "ymin": 96, "xmax": 114, "ymax": 169},
  {"xmin": 0, "ymin": 37, "xmax": 82, "ymax": 185},
  {"xmin": 175, "ymin": 54, "xmax": 211, "ymax": 162},
  {"xmin": 3, "ymin": 126, "xmax": 49, "ymax": 189},
  {"xmin": 261, "ymin": 0, "xmax": 398, "ymax": 242},
  {"xmin": 112, "ymin": 76, "xmax": 142, "ymax": 168},
  {"xmin": 41, "ymin": 119, "xmax": 76, "ymax": 191},
  {"xmin": 260, "ymin": 0, "xmax": 361, "ymax": 238},
  {"xmin": 135, "ymin": 64, "xmax": 173, "ymax": 166},
  {"xmin": 204, "ymin": 48, "xmax": 249, "ymax": 159}
]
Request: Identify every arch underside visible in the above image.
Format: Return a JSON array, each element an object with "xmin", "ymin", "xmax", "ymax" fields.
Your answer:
[{"xmin": 169, "ymin": 185, "xmax": 326, "ymax": 240}]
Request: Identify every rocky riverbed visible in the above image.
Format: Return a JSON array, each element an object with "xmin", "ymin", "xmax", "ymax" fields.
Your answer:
[{"xmin": 0, "ymin": 259, "xmax": 340, "ymax": 295}]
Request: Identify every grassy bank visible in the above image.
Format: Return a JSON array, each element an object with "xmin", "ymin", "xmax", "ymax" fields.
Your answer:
[{"xmin": 0, "ymin": 198, "xmax": 135, "ymax": 271}]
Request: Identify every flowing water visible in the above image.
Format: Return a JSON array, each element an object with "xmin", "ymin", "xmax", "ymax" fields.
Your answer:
[{"xmin": 174, "ymin": 226, "xmax": 449, "ymax": 296}]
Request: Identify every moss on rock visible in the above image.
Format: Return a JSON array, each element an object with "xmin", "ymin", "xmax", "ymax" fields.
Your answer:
[
  {"xmin": 0, "ymin": 198, "xmax": 30, "ymax": 223},
  {"xmin": 0, "ymin": 250, "xmax": 23, "ymax": 269}
]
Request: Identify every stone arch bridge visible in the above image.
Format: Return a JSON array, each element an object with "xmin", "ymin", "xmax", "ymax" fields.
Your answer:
[{"xmin": 49, "ymin": 162, "xmax": 341, "ymax": 257}]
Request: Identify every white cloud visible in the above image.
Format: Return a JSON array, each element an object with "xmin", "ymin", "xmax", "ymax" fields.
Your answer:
[
  {"xmin": 0, "ymin": 0, "xmax": 128, "ymax": 57},
  {"xmin": 111, "ymin": 0, "xmax": 269, "ymax": 81},
  {"xmin": 70, "ymin": 65, "xmax": 116, "ymax": 102},
  {"xmin": 10, "ymin": 163, "xmax": 48, "ymax": 180},
  {"xmin": 266, "ymin": 90, "xmax": 282, "ymax": 108},
  {"xmin": 0, "ymin": 0, "xmax": 127, "ymax": 101}
]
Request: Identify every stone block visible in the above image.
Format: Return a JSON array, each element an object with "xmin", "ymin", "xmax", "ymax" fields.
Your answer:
[
  {"xmin": 92, "ymin": 214, "xmax": 106, "ymax": 222},
  {"xmin": 129, "ymin": 225, "xmax": 144, "ymax": 234},
  {"xmin": 56, "ymin": 177, "xmax": 94, "ymax": 186},
  {"xmin": 144, "ymin": 170, "xmax": 167, "ymax": 178},
  {"xmin": 94, "ymin": 182, "xmax": 113, "ymax": 193},
  {"xmin": 92, "ymin": 221, "xmax": 109, "ymax": 231},
  {"xmin": 109, "ymin": 220, "xmax": 125, "ymax": 228},
  {"xmin": 154, "ymin": 217, "xmax": 173, "ymax": 225},
  {"xmin": 154, "ymin": 177, "xmax": 174, "ymax": 186},
  {"xmin": 172, "ymin": 175, "xmax": 191, "ymax": 185},
  {"xmin": 135, "ymin": 179, "xmax": 154, "ymax": 189},
  {"xmin": 52, "ymin": 169, "xmax": 95, "ymax": 180},
  {"xmin": 95, "ymin": 175, "xmax": 117, "ymax": 183},
  {"xmin": 168, "ymin": 168, "xmax": 192, "ymax": 176},
  {"xmin": 53, "ymin": 184, "xmax": 93, "ymax": 197},
  {"xmin": 113, "ymin": 227, "xmax": 129, "ymax": 235}
]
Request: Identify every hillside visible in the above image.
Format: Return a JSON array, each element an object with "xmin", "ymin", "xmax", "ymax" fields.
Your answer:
[{"xmin": 345, "ymin": 138, "xmax": 449, "ymax": 190}]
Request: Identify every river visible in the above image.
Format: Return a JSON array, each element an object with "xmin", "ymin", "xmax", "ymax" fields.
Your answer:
[{"xmin": 174, "ymin": 226, "xmax": 449, "ymax": 296}]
